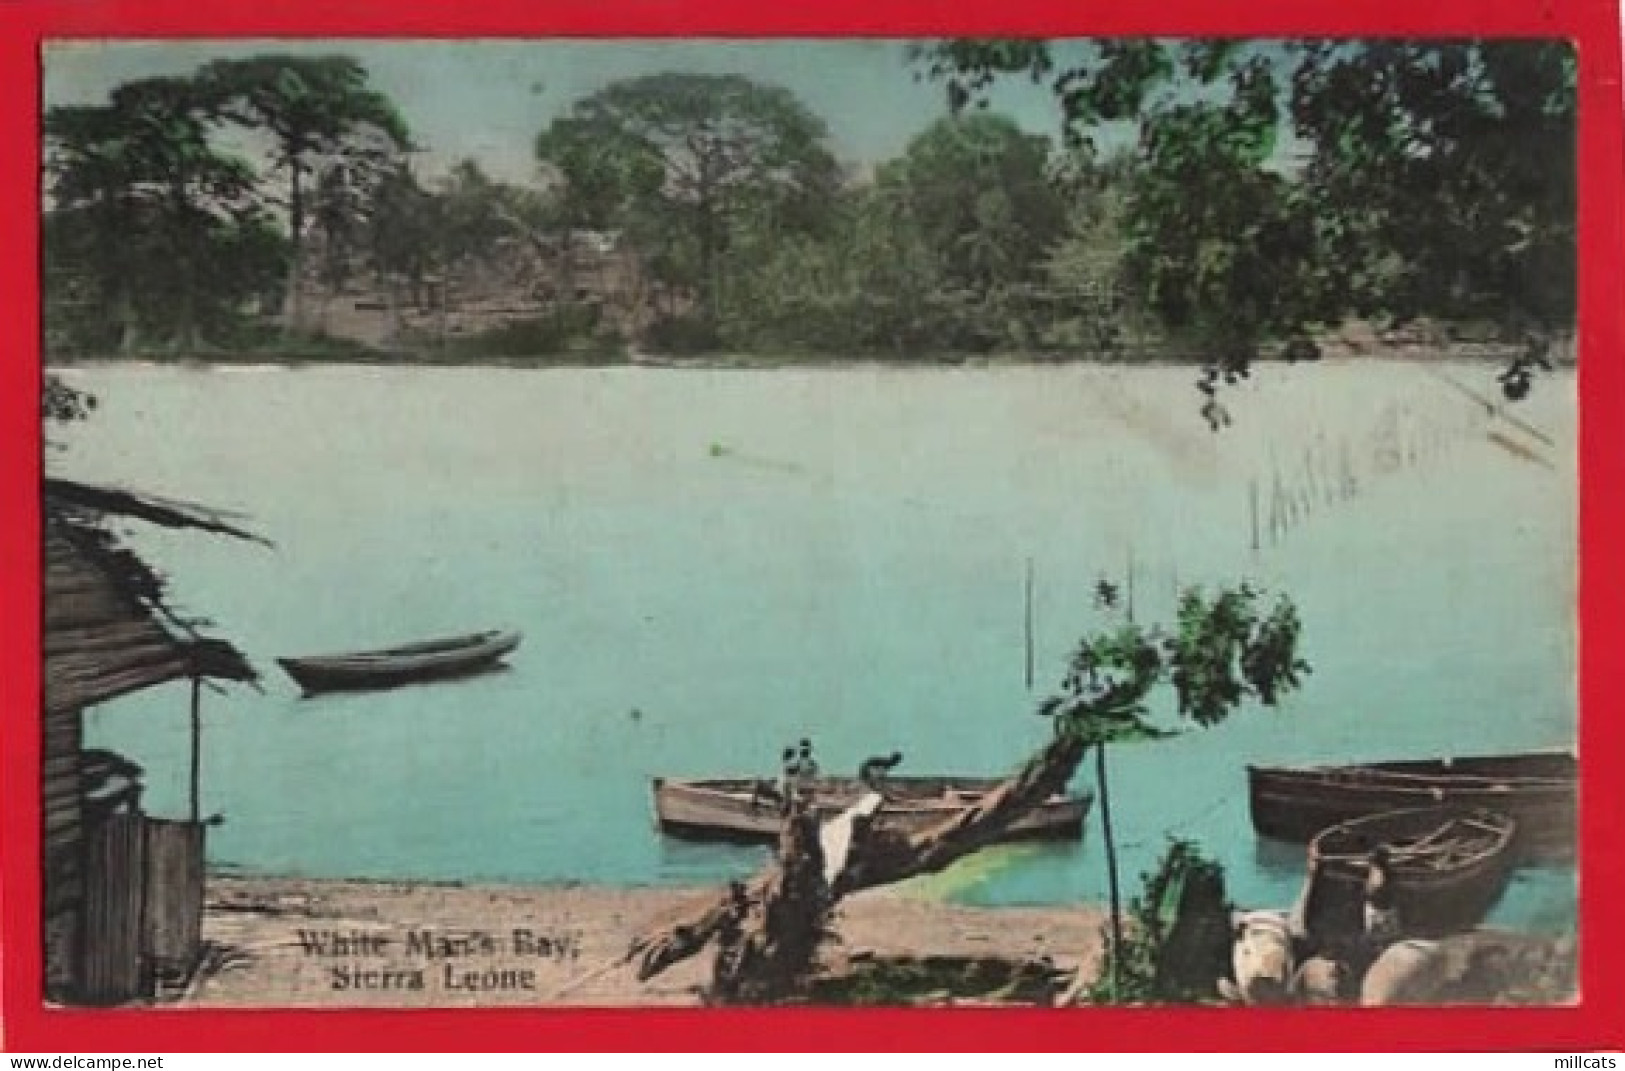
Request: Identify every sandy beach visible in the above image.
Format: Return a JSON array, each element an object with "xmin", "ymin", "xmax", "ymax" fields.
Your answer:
[
  {"xmin": 186, "ymin": 874, "xmax": 1108, "ymax": 1007},
  {"xmin": 182, "ymin": 874, "xmax": 1578, "ymax": 1008}
]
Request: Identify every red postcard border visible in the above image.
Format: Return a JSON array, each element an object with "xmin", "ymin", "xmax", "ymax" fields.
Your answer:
[{"xmin": 2, "ymin": 0, "xmax": 1620, "ymax": 1052}]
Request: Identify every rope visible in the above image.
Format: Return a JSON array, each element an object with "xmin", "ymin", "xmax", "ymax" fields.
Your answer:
[
  {"xmin": 543, "ymin": 952, "xmax": 631, "ymax": 1002},
  {"xmin": 1418, "ymin": 364, "xmax": 1557, "ymax": 448},
  {"xmin": 1114, "ymin": 785, "xmax": 1244, "ymax": 852}
]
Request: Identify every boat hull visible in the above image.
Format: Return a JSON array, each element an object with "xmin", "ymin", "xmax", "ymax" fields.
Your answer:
[
  {"xmin": 278, "ymin": 631, "xmax": 521, "ymax": 694},
  {"xmin": 1305, "ymin": 807, "xmax": 1518, "ymax": 939},
  {"xmin": 1248, "ymin": 751, "xmax": 1575, "ymax": 862},
  {"xmin": 653, "ymin": 776, "xmax": 1090, "ymax": 845}
]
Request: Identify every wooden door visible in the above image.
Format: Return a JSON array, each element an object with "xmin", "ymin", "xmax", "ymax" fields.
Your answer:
[
  {"xmin": 143, "ymin": 818, "xmax": 205, "ymax": 977},
  {"xmin": 80, "ymin": 812, "xmax": 147, "ymax": 1004}
]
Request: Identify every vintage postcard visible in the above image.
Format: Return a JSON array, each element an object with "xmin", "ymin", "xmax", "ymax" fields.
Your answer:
[{"xmin": 8, "ymin": 19, "xmax": 1620, "ymax": 1051}]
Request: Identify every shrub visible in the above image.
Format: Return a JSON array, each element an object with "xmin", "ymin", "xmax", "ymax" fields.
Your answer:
[{"xmin": 644, "ymin": 313, "xmax": 723, "ymax": 355}]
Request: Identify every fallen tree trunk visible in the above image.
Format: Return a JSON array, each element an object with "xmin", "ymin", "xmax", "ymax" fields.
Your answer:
[{"xmin": 626, "ymin": 732, "xmax": 1089, "ymax": 992}]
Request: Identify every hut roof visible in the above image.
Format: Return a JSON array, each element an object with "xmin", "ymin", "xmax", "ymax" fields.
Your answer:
[
  {"xmin": 44, "ymin": 478, "xmax": 268, "ymax": 545},
  {"xmin": 44, "ymin": 481, "xmax": 262, "ymax": 716}
]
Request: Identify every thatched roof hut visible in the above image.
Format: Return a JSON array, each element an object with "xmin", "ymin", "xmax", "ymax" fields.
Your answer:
[
  {"xmin": 43, "ymin": 478, "xmax": 262, "ymax": 714},
  {"xmin": 42, "ymin": 477, "xmax": 263, "ymax": 1004}
]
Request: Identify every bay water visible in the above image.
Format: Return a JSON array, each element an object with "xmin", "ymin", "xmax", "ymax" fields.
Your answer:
[{"xmin": 55, "ymin": 361, "xmax": 1577, "ymax": 930}]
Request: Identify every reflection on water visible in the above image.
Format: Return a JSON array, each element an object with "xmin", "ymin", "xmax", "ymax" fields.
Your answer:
[
  {"xmin": 289, "ymin": 661, "xmax": 518, "ymax": 701},
  {"xmin": 1252, "ymin": 836, "xmax": 1311, "ymax": 877},
  {"xmin": 57, "ymin": 362, "xmax": 1577, "ymax": 931},
  {"xmin": 655, "ymin": 837, "xmax": 769, "ymax": 883}
]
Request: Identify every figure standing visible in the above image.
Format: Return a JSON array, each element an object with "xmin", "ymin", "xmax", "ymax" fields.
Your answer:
[
  {"xmin": 857, "ymin": 751, "xmax": 903, "ymax": 794},
  {"xmin": 794, "ymin": 738, "xmax": 820, "ymax": 802},
  {"xmin": 777, "ymin": 746, "xmax": 800, "ymax": 814}
]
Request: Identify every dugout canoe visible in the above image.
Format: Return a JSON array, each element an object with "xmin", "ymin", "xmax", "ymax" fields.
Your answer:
[
  {"xmin": 277, "ymin": 629, "xmax": 521, "ymax": 694},
  {"xmin": 1303, "ymin": 807, "xmax": 1518, "ymax": 939},
  {"xmin": 653, "ymin": 775, "xmax": 1091, "ymax": 844},
  {"xmin": 1247, "ymin": 751, "xmax": 1575, "ymax": 862}
]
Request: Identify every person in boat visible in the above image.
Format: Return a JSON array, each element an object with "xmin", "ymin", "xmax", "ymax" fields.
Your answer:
[
  {"xmin": 749, "ymin": 776, "xmax": 786, "ymax": 813},
  {"xmin": 858, "ymin": 751, "xmax": 904, "ymax": 794},
  {"xmin": 1362, "ymin": 846, "xmax": 1402, "ymax": 947},
  {"xmin": 774, "ymin": 746, "xmax": 800, "ymax": 814},
  {"xmin": 794, "ymin": 739, "xmax": 820, "ymax": 800}
]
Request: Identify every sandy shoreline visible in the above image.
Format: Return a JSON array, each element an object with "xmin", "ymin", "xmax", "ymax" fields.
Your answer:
[
  {"xmin": 188, "ymin": 874, "xmax": 1108, "ymax": 1007},
  {"xmin": 184, "ymin": 874, "xmax": 1578, "ymax": 1008}
]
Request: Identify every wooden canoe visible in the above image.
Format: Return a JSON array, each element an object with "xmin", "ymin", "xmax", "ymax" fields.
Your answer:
[
  {"xmin": 1304, "ymin": 806, "xmax": 1518, "ymax": 939},
  {"xmin": 653, "ymin": 776, "xmax": 1091, "ymax": 844},
  {"xmin": 1248, "ymin": 751, "xmax": 1575, "ymax": 862},
  {"xmin": 278, "ymin": 629, "xmax": 521, "ymax": 694}
]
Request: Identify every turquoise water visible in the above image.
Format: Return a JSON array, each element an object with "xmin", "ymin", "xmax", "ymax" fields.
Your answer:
[{"xmin": 57, "ymin": 362, "xmax": 1577, "ymax": 930}]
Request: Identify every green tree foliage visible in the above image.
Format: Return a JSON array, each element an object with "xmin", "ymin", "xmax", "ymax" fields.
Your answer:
[
  {"xmin": 535, "ymin": 73, "xmax": 842, "ymax": 336},
  {"xmin": 45, "ymin": 43, "xmax": 1571, "ymax": 378},
  {"xmin": 1038, "ymin": 150, "xmax": 1135, "ymax": 354},
  {"xmin": 198, "ymin": 54, "xmax": 413, "ymax": 334},
  {"xmin": 726, "ymin": 113, "xmax": 1074, "ymax": 355},
  {"xmin": 42, "ymin": 375, "xmax": 95, "ymax": 424},
  {"xmin": 44, "ymin": 75, "xmax": 281, "ymax": 353},
  {"xmin": 44, "ymin": 53, "xmax": 411, "ymax": 355},
  {"xmin": 914, "ymin": 39, "xmax": 1576, "ymax": 397},
  {"xmin": 1037, "ymin": 583, "xmax": 1309, "ymax": 997},
  {"xmin": 364, "ymin": 162, "xmax": 437, "ymax": 310},
  {"xmin": 1083, "ymin": 837, "xmax": 1233, "ymax": 1004},
  {"xmin": 1039, "ymin": 584, "xmax": 1308, "ymax": 743},
  {"xmin": 875, "ymin": 114, "xmax": 1069, "ymax": 351},
  {"xmin": 1289, "ymin": 42, "xmax": 1576, "ymax": 338},
  {"xmin": 878, "ymin": 113, "xmax": 1065, "ymax": 294}
]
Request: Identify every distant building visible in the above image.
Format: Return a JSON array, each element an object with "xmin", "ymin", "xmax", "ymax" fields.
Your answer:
[{"xmin": 307, "ymin": 226, "xmax": 655, "ymax": 348}]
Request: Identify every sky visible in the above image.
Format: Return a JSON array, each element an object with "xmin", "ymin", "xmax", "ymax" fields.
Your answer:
[{"xmin": 42, "ymin": 40, "xmax": 1104, "ymax": 184}]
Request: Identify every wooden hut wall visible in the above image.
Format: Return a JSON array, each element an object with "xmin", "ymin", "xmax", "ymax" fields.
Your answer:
[
  {"xmin": 41, "ymin": 502, "xmax": 258, "ymax": 1003},
  {"xmin": 44, "ymin": 531, "xmax": 196, "ymax": 714},
  {"xmin": 143, "ymin": 818, "xmax": 205, "ymax": 975},
  {"xmin": 42, "ymin": 705, "xmax": 82, "ymax": 999},
  {"xmin": 42, "ymin": 529, "xmax": 191, "ymax": 1002},
  {"xmin": 80, "ymin": 813, "xmax": 149, "ymax": 1005}
]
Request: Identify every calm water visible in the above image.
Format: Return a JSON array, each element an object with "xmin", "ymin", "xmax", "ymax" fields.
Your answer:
[{"xmin": 56, "ymin": 361, "xmax": 1577, "ymax": 930}]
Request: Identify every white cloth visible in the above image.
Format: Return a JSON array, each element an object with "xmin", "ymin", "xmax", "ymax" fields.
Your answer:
[
  {"xmin": 820, "ymin": 792, "xmax": 884, "ymax": 885},
  {"xmin": 1229, "ymin": 909, "xmax": 1296, "ymax": 1005}
]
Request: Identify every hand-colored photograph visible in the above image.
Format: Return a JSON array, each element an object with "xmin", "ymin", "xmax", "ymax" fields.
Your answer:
[{"xmin": 40, "ymin": 38, "xmax": 1576, "ymax": 1010}]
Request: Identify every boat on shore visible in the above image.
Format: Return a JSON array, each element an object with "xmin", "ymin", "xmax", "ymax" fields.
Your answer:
[
  {"xmin": 1304, "ymin": 807, "xmax": 1518, "ymax": 939},
  {"xmin": 277, "ymin": 630, "xmax": 521, "ymax": 694},
  {"xmin": 1248, "ymin": 751, "xmax": 1575, "ymax": 861},
  {"xmin": 653, "ymin": 776, "xmax": 1091, "ymax": 844}
]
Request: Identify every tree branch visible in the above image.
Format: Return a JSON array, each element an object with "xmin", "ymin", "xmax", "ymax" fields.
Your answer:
[{"xmin": 624, "ymin": 730, "xmax": 1089, "ymax": 982}]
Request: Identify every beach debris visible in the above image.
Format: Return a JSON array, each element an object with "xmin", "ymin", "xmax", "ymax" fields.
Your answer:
[
  {"xmin": 1485, "ymin": 429, "xmax": 1557, "ymax": 470},
  {"xmin": 1292, "ymin": 955, "xmax": 1347, "ymax": 1005},
  {"xmin": 1221, "ymin": 909, "xmax": 1296, "ymax": 1005},
  {"xmin": 626, "ymin": 730, "xmax": 1090, "ymax": 1002},
  {"xmin": 820, "ymin": 792, "xmax": 884, "ymax": 885},
  {"xmin": 1360, "ymin": 938, "xmax": 1449, "ymax": 1006}
]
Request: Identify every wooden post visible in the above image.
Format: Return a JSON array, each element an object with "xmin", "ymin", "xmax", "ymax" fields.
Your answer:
[
  {"xmin": 1023, "ymin": 557, "xmax": 1035, "ymax": 692},
  {"xmin": 188, "ymin": 675, "xmax": 201, "ymax": 825},
  {"xmin": 1097, "ymin": 743, "xmax": 1123, "ymax": 1000},
  {"xmin": 1249, "ymin": 479, "xmax": 1260, "ymax": 553},
  {"xmin": 1125, "ymin": 547, "xmax": 1136, "ymax": 624}
]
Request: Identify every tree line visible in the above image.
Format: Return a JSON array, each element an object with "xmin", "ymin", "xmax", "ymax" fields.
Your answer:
[{"xmin": 43, "ymin": 42, "xmax": 1574, "ymax": 375}]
